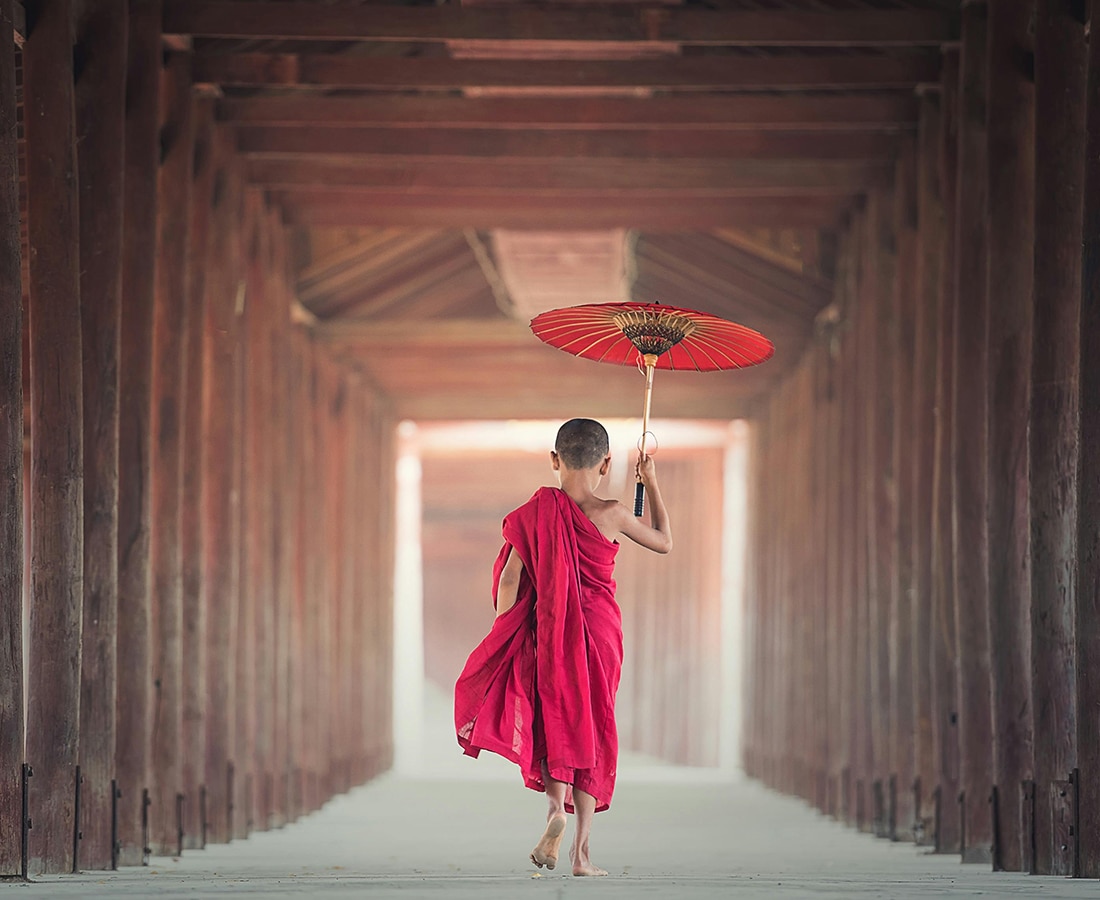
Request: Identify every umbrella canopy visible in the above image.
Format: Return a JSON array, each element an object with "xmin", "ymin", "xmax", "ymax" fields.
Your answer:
[{"xmin": 529, "ymin": 301, "xmax": 774, "ymax": 373}]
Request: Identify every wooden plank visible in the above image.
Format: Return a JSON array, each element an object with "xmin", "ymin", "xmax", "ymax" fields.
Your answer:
[
  {"xmin": 1076, "ymin": 0, "xmax": 1100, "ymax": 878},
  {"xmin": 202, "ymin": 133, "xmax": 243, "ymax": 845},
  {"xmin": 911, "ymin": 90, "xmax": 943, "ymax": 846},
  {"xmin": 73, "ymin": 0, "xmax": 127, "ymax": 871},
  {"xmin": 237, "ymin": 127, "xmax": 901, "ymax": 163},
  {"xmin": 984, "ymin": 0, "xmax": 1035, "ymax": 873},
  {"xmin": 115, "ymin": 0, "xmax": 160, "ymax": 868},
  {"xmin": 180, "ymin": 96, "xmax": 216, "ymax": 852},
  {"xmin": 167, "ymin": 3, "xmax": 956, "ymax": 46},
  {"xmin": 148, "ymin": 51, "xmax": 194, "ymax": 856},
  {"xmin": 23, "ymin": 0, "xmax": 84, "ymax": 875},
  {"xmin": 1030, "ymin": 0, "xmax": 1086, "ymax": 876},
  {"xmin": 951, "ymin": 4, "xmax": 993, "ymax": 865},
  {"xmin": 219, "ymin": 93, "xmax": 920, "ymax": 131},
  {"xmin": 930, "ymin": 48, "xmax": 961, "ymax": 856},
  {"xmin": 279, "ymin": 193, "xmax": 850, "ymax": 229},
  {"xmin": 194, "ymin": 52, "xmax": 941, "ymax": 91},
  {"xmin": 0, "ymin": 0, "xmax": 24, "ymax": 878},
  {"xmin": 244, "ymin": 157, "xmax": 889, "ymax": 194}
]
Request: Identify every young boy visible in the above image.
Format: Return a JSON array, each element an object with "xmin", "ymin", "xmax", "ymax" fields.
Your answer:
[{"xmin": 454, "ymin": 418, "xmax": 672, "ymax": 876}]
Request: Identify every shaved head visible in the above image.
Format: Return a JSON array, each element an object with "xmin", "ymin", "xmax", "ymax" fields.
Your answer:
[{"xmin": 555, "ymin": 418, "xmax": 610, "ymax": 470}]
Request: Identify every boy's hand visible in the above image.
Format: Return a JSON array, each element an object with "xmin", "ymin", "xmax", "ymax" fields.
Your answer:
[{"xmin": 636, "ymin": 452, "xmax": 657, "ymax": 487}]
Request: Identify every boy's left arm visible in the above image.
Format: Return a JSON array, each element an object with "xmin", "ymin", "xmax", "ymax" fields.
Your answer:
[{"xmin": 619, "ymin": 454, "xmax": 672, "ymax": 554}]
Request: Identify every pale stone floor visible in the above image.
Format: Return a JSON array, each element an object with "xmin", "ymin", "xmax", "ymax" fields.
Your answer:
[{"xmin": 4, "ymin": 767, "xmax": 1099, "ymax": 899}]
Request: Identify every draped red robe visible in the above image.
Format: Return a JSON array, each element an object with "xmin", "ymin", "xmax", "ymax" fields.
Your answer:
[{"xmin": 454, "ymin": 486, "xmax": 623, "ymax": 812}]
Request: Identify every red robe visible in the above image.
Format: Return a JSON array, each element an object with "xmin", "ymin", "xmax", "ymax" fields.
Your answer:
[{"xmin": 454, "ymin": 486, "xmax": 623, "ymax": 812}]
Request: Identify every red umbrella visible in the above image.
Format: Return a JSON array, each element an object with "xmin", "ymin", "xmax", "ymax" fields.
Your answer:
[{"xmin": 530, "ymin": 301, "xmax": 773, "ymax": 514}]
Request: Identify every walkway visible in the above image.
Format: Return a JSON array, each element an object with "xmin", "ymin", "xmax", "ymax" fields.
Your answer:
[{"xmin": 7, "ymin": 766, "xmax": 1097, "ymax": 899}]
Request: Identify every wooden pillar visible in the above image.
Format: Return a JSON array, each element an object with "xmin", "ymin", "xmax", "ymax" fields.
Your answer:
[
  {"xmin": 23, "ymin": 0, "xmax": 84, "ymax": 874},
  {"xmin": 115, "ymin": 0, "xmax": 159, "ymax": 866},
  {"xmin": 931, "ymin": 48, "xmax": 962, "ymax": 856},
  {"xmin": 0, "ymin": 0, "xmax": 24, "ymax": 877},
  {"xmin": 73, "ymin": 0, "xmax": 127, "ymax": 871},
  {"xmin": 202, "ymin": 138, "xmax": 243, "ymax": 845},
  {"xmin": 952, "ymin": 2, "xmax": 994, "ymax": 864},
  {"xmin": 891, "ymin": 139, "xmax": 919, "ymax": 842},
  {"xmin": 911, "ymin": 89, "xmax": 943, "ymax": 845},
  {"xmin": 984, "ymin": 0, "xmax": 1036, "ymax": 872},
  {"xmin": 1076, "ymin": 0, "xmax": 1100, "ymax": 877},
  {"xmin": 1031, "ymin": 0, "xmax": 1086, "ymax": 877},
  {"xmin": 149, "ymin": 51, "xmax": 193, "ymax": 856},
  {"xmin": 180, "ymin": 96, "xmax": 216, "ymax": 851}
]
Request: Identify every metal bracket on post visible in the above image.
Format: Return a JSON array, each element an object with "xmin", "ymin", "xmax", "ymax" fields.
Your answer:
[
  {"xmin": 887, "ymin": 774, "xmax": 898, "ymax": 841},
  {"xmin": 932, "ymin": 785, "xmax": 943, "ymax": 853},
  {"xmin": 227, "ymin": 762, "xmax": 235, "ymax": 841},
  {"xmin": 21, "ymin": 763, "xmax": 32, "ymax": 880},
  {"xmin": 72, "ymin": 766, "xmax": 84, "ymax": 873},
  {"xmin": 1021, "ymin": 779, "xmax": 1036, "ymax": 874},
  {"xmin": 958, "ymin": 790, "xmax": 966, "ymax": 859},
  {"xmin": 872, "ymin": 779, "xmax": 885, "ymax": 837},
  {"xmin": 141, "ymin": 788, "xmax": 151, "ymax": 866},
  {"xmin": 856, "ymin": 779, "xmax": 866, "ymax": 832},
  {"xmin": 1051, "ymin": 776, "xmax": 1077, "ymax": 876},
  {"xmin": 176, "ymin": 793, "xmax": 185, "ymax": 857},
  {"xmin": 1072, "ymin": 769, "xmax": 1081, "ymax": 878},
  {"xmin": 245, "ymin": 772, "xmax": 254, "ymax": 834},
  {"xmin": 199, "ymin": 785, "xmax": 208, "ymax": 850},
  {"xmin": 990, "ymin": 785, "xmax": 1002, "ymax": 871},
  {"xmin": 110, "ymin": 780, "xmax": 120, "ymax": 870}
]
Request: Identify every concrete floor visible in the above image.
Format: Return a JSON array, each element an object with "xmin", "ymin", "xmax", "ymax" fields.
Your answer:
[{"xmin": 5, "ymin": 767, "xmax": 1098, "ymax": 899}]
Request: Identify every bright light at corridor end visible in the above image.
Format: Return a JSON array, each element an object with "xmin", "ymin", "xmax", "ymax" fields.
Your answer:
[{"xmin": 392, "ymin": 418, "xmax": 749, "ymax": 779}]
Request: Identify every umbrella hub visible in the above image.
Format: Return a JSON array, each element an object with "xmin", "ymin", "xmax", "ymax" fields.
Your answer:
[{"xmin": 613, "ymin": 309, "xmax": 697, "ymax": 358}]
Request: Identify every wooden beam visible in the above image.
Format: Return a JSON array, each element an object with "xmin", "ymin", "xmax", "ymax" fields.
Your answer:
[
  {"xmin": 74, "ymin": 0, "xmax": 128, "ymax": 872},
  {"xmin": 23, "ymin": 0, "xmax": 84, "ymax": 875},
  {"xmin": 193, "ymin": 52, "xmax": 941, "ymax": 91},
  {"xmin": 167, "ymin": 2, "xmax": 957, "ymax": 47},
  {"xmin": 219, "ymin": 93, "xmax": 920, "ymax": 131},
  {"xmin": 984, "ymin": 0, "xmax": 1035, "ymax": 873},
  {"xmin": 1077, "ymin": 0, "xmax": 1100, "ymax": 878},
  {"xmin": 277, "ymin": 192, "xmax": 851, "ymax": 229},
  {"xmin": 237, "ymin": 127, "xmax": 900, "ymax": 162},
  {"xmin": 115, "ymin": 0, "xmax": 160, "ymax": 868},
  {"xmin": 1031, "ymin": 0, "xmax": 1086, "ymax": 877},
  {"xmin": 10, "ymin": 0, "xmax": 21, "ymax": 44},
  {"xmin": 0, "ymin": 0, "xmax": 24, "ymax": 878},
  {"xmin": 245, "ymin": 157, "xmax": 889, "ymax": 194}
]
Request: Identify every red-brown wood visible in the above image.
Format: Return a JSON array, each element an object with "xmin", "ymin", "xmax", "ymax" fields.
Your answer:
[
  {"xmin": 167, "ymin": 3, "xmax": 955, "ymax": 46},
  {"xmin": 911, "ymin": 90, "xmax": 943, "ymax": 845},
  {"xmin": 193, "ymin": 51, "xmax": 941, "ymax": 91},
  {"xmin": 219, "ymin": 93, "xmax": 919, "ymax": 130},
  {"xmin": 930, "ymin": 48, "xmax": 961, "ymax": 856},
  {"xmin": 0, "ymin": 0, "xmax": 24, "ymax": 877},
  {"xmin": 1031, "ymin": 0, "xmax": 1086, "ymax": 877},
  {"xmin": 202, "ymin": 134, "xmax": 244, "ymax": 845},
  {"xmin": 180, "ymin": 96, "xmax": 216, "ymax": 851},
  {"xmin": 951, "ymin": 4, "xmax": 993, "ymax": 864},
  {"xmin": 1076, "ymin": 1, "xmax": 1100, "ymax": 878},
  {"xmin": 73, "ymin": 0, "xmax": 127, "ymax": 870},
  {"xmin": 239, "ymin": 127, "xmax": 900, "ymax": 162},
  {"xmin": 115, "ymin": 0, "xmax": 160, "ymax": 866},
  {"xmin": 23, "ymin": 0, "xmax": 84, "ymax": 874},
  {"xmin": 149, "ymin": 51, "xmax": 194, "ymax": 856},
  {"xmin": 984, "ymin": 0, "xmax": 1036, "ymax": 872}
]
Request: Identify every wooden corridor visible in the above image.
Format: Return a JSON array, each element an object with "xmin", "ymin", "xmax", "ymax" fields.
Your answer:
[{"xmin": 2, "ymin": 0, "xmax": 1100, "ymax": 886}]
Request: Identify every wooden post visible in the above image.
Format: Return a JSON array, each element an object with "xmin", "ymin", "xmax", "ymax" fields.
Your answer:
[
  {"xmin": 911, "ymin": 89, "xmax": 943, "ymax": 845},
  {"xmin": 0, "ymin": 0, "xmax": 25, "ymax": 877},
  {"xmin": 984, "ymin": 0, "xmax": 1035, "ymax": 872},
  {"xmin": 1031, "ymin": 0, "xmax": 1086, "ymax": 877},
  {"xmin": 149, "ymin": 51, "xmax": 194, "ymax": 856},
  {"xmin": 73, "ymin": 0, "xmax": 127, "ymax": 871},
  {"xmin": 202, "ymin": 137, "xmax": 243, "ymax": 845},
  {"xmin": 115, "ymin": 0, "xmax": 160, "ymax": 866},
  {"xmin": 931, "ymin": 48, "xmax": 962, "ymax": 856},
  {"xmin": 952, "ymin": 2, "xmax": 994, "ymax": 864},
  {"xmin": 23, "ymin": 0, "xmax": 84, "ymax": 874},
  {"xmin": 1076, "ymin": 0, "xmax": 1100, "ymax": 877},
  {"xmin": 891, "ymin": 139, "xmax": 919, "ymax": 842},
  {"xmin": 180, "ymin": 96, "xmax": 216, "ymax": 851}
]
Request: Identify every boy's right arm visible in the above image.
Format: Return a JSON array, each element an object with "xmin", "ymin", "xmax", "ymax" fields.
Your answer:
[{"xmin": 495, "ymin": 546, "xmax": 525, "ymax": 616}]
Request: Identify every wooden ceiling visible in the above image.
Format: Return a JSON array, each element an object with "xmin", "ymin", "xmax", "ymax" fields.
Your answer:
[{"xmin": 163, "ymin": 0, "xmax": 956, "ymax": 421}]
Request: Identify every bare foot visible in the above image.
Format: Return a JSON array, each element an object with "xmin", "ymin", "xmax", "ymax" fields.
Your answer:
[
  {"xmin": 570, "ymin": 846, "xmax": 608, "ymax": 876},
  {"xmin": 530, "ymin": 813, "xmax": 567, "ymax": 870}
]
